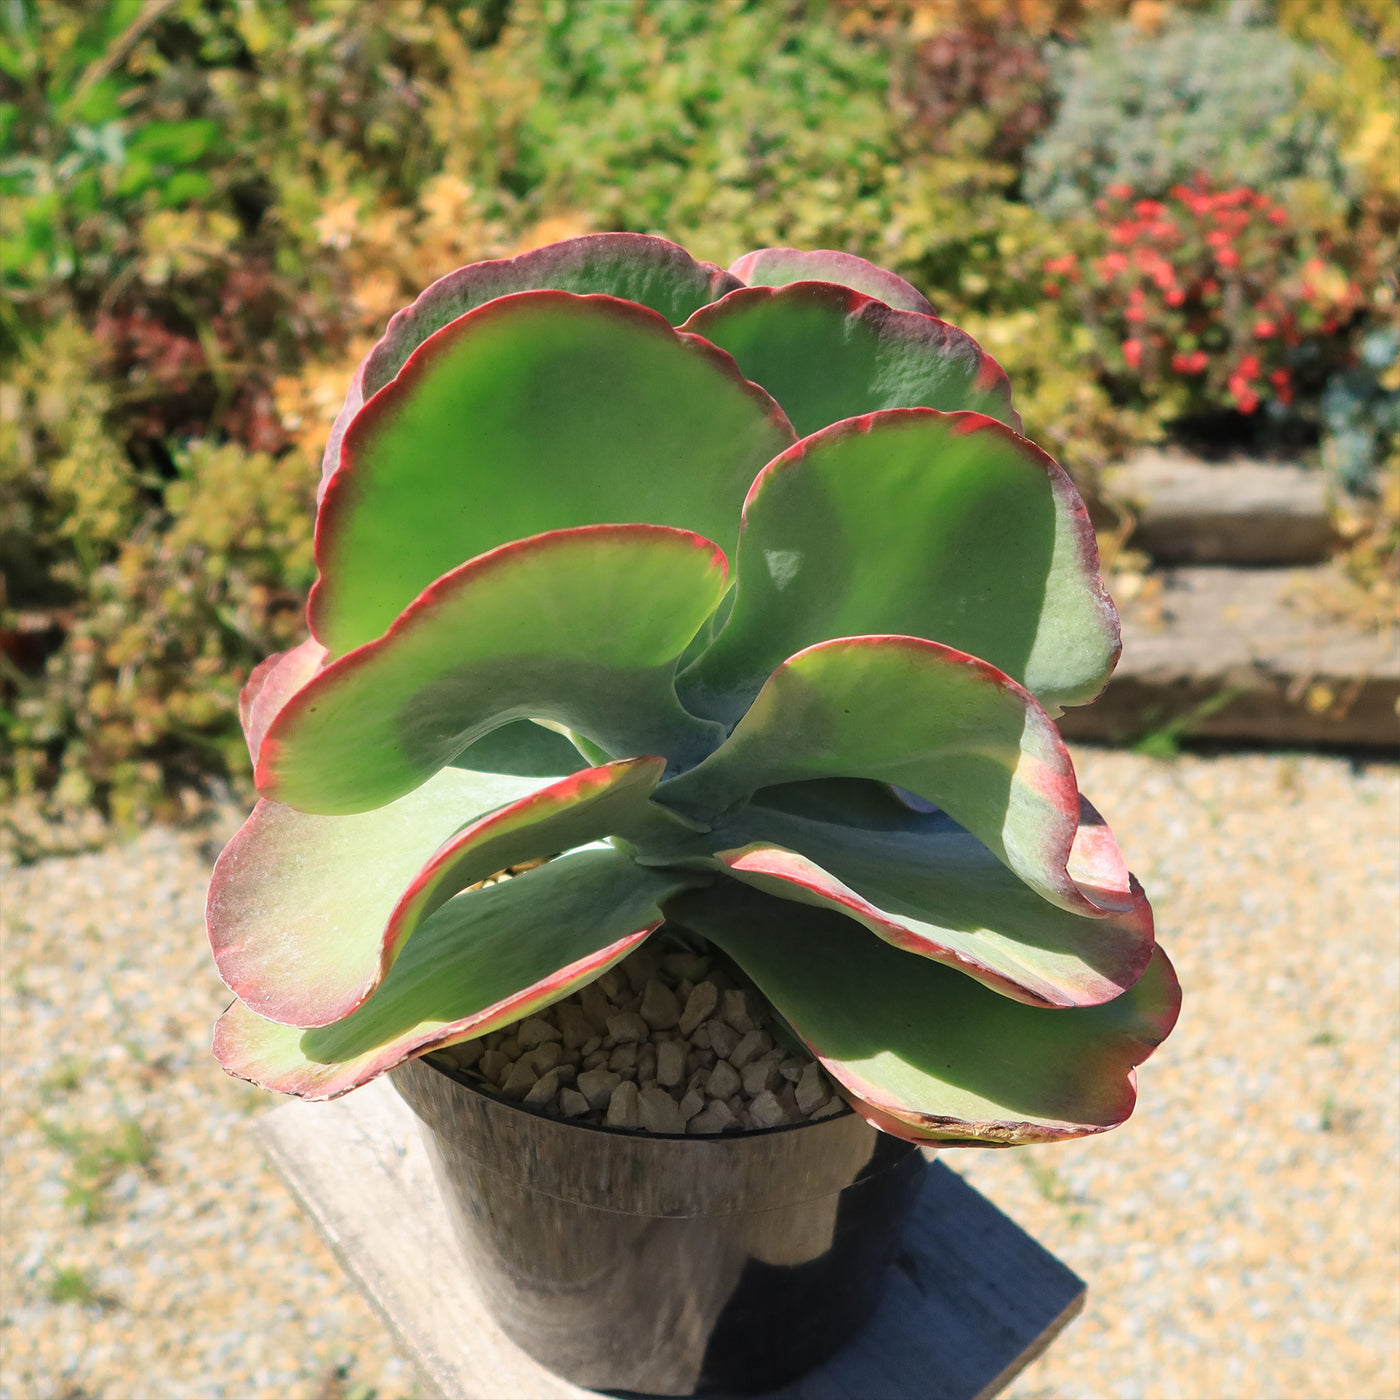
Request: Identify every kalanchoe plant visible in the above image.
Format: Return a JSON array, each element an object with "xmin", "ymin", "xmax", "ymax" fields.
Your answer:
[{"xmin": 208, "ymin": 234, "xmax": 1180, "ymax": 1145}]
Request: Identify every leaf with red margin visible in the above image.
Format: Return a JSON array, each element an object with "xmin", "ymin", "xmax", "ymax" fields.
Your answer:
[
  {"xmin": 321, "ymin": 233, "xmax": 741, "ymax": 487},
  {"xmin": 238, "ymin": 638, "xmax": 328, "ymax": 764},
  {"xmin": 210, "ymin": 757, "xmax": 668, "ymax": 1028},
  {"xmin": 213, "ymin": 849, "xmax": 705, "ymax": 1100},
  {"xmin": 672, "ymin": 882, "xmax": 1180, "ymax": 1146},
  {"xmin": 728, "ymin": 247, "xmax": 936, "ymax": 316},
  {"xmin": 260, "ymin": 525, "xmax": 730, "ymax": 815},
  {"xmin": 678, "ymin": 411, "xmax": 1119, "ymax": 723},
  {"xmin": 681, "ymin": 285, "xmax": 1019, "ymax": 438},
  {"xmin": 709, "ymin": 816, "xmax": 1150, "ymax": 1009},
  {"xmin": 311, "ymin": 291, "xmax": 793, "ymax": 653},
  {"xmin": 207, "ymin": 766, "xmax": 546, "ymax": 1027},
  {"xmin": 660, "ymin": 636, "xmax": 1125, "ymax": 918}
]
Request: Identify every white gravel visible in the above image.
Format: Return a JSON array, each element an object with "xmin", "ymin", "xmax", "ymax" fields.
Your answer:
[{"xmin": 1, "ymin": 746, "xmax": 1396, "ymax": 1399}]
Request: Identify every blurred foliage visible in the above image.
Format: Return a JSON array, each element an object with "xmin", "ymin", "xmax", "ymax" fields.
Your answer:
[
  {"xmin": 0, "ymin": 0, "xmax": 1395, "ymax": 839},
  {"xmin": 1024, "ymin": 4, "xmax": 1350, "ymax": 218},
  {"xmin": 1041, "ymin": 181, "xmax": 1368, "ymax": 442}
]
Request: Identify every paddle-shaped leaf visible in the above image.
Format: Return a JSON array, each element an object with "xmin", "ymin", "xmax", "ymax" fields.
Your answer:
[
  {"xmin": 238, "ymin": 637, "xmax": 327, "ymax": 763},
  {"xmin": 680, "ymin": 411, "xmax": 1117, "ymax": 725},
  {"xmin": 729, "ymin": 247, "xmax": 936, "ymax": 315},
  {"xmin": 322, "ymin": 233, "xmax": 742, "ymax": 485},
  {"xmin": 208, "ymin": 767, "xmax": 548, "ymax": 1028},
  {"xmin": 211, "ymin": 758, "xmax": 667, "ymax": 1029},
  {"xmin": 682, "ymin": 286, "xmax": 1018, "ymax": 438},
  {"xmin": 259, "ymin": 525, "xmax": 729, "ymax": 814},
  {"xmin": 312, "ymin": 291, "xmax": 793, "ymax": 652},
  {"xmin": 674, "ymin": 883, "xmax": 1180, "ymax": 1145},
  {"xmin": 214, "ymin": 850, "xmax": 704, "ymax": 1100},
  {"xmin": 662, "ymin": 636, "xmax": 1120, "ymax": 916}
]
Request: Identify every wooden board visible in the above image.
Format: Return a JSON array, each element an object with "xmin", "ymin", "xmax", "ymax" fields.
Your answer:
[{"xmin": 259, "ymin": 1079, "xmax": 1085, "ymax": 1400}]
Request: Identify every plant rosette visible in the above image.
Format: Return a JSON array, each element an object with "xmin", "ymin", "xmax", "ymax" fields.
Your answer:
[{"xmin": 205, "ymin": 234, "xmax": 1180, "ymax": 1390}]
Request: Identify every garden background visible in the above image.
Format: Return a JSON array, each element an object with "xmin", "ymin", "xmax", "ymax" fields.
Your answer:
[
  {"xmin": 1, "ymin": 0, "xmax": 1397, "ymax": 851},
  {"xmin": 1, "ymin": 4, "xmax": 1398, "ymax": 1399}
]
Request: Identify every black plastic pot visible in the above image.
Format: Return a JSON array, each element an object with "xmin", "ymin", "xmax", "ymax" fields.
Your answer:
[{"xmin": 391, "ymin": 1054, "xmax": 926, "ymax": 1397}]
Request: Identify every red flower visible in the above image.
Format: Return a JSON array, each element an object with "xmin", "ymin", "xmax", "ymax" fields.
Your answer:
[
  {"xmin": 1253, "ymin": 319, "xmax": 1277, "ymax": 338},
  {"xmin": 1134, "ymin": 199, "xmax": 1166, "ymax": 219},
  {"xmin": 1237, "ymin": 355, "xmax": 1260, "ymax": 378},
  {"xmin": 1122, "ymin": 338, "xmax": 1143, "ymax": 369},
  {"xmin": 1270, "ymin": 368, "xmax": 1291, "ymax": 387},
  {"xmin": 1235, "ymin": 389, "xmax": 1259, "ymax": 413},
  {"xmin": 1165, "ymin": 287, "xmax": 1186, "ymax": 307},
  {"xmin": 1216, "ymin": 247, "xmax": 1240, "ymax": 269},
  {"xmin": 1171, "ymin": 350, "xmax": 1208, "ymax": 374},
  {"xmin": 1206, "ymin": 229, "xmax": 1232, "ymax": 248},
  {"xmin": 1267, "ymin": 208, "xmax": 1288, "ymax": 225},
  {"xmin": 1042, "ymin": 280, "xmax": 1061, "ymax": 298},
  {"xmin": 1107, "ymin": 182, "xmax": 1134, "ymax": 200}
]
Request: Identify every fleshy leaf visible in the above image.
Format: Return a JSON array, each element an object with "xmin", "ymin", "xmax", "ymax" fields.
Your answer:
[
  {"xmin": 680, "ymin": 411, "xmax": 1118, "ymax": 724},
  {"xmin": 449, "ymin": 720, "xmax": 589, "ymax": 778},
  {"xmin": 708, "ymin": 783, "xmax": 1150, "ymax": 1007},
  {"xmin": 311, "ymin": 291, "xmax": 793, "ymax": 653},
  {"xmin": 728, "ymin": 247, "xmax": 935, "ymax": 316},
  {"xmin": 682, "ymin": 286, "xmax": 1018, "ymax": 438},
  {"xmin": 322, "ymin": 233, "xmax": 741, "ymax": 484},
  {"xmin": 261, "ymin": 525, "xmax": 729, "ymax": 814},
  {"xmin": 661, "ymin": 637, "xmax": 1121, "ymax": 917},
  {"xmin": 238, "ymin": 637, "xmax": 327, "ymax": 763},
  {"xmin": 213, "ymin": 850, "xmax": 703, "ymax": 1100},
  {"xmin": 675, "ymin": 883, "xmax": 1180, "ymax": 1145},
  {"xmin": 207, "ymin": 766, "xmax": 548, "ymax": 1028}
]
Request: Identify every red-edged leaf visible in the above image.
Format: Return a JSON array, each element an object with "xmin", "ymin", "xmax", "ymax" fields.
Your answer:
[
  {"xmin": 321, "ymin": 233, "xmax": 741, "ymax": 487},
  {"xmin": 679, "ymin": 410, "xmax": 1118, "ymax": 723},
  {"xmin": 661, "ymin": 636, "xmax": 1127, "ymax": 918},
  {"xmin": 238, "ymin": 637, "xmax": 327, "ymax": 764},
  {"xmin": 207, "ymin": 766, "xmax": 550, "ymax": 1027},
  {"xmin": 674, "ymin": 882, "xmax": 1181, "ymax": 1146},
  {"xmin": 729, "ymin": 247, "xmax": 936, "ymax": 315},
  {"xmin": 260, "ymin": 525, "xmax": 730, "ymax": 814},
  {"xmin": 213, "ymin": 850, "xmax": 703, "ymax": 1100},
  {"xmin": 682, "ymin": 285, "xmax": 1018, "ymax": 438},
  {"xmin": 311, "ymin": 290, "xmax": 792, "ymax": 653}
]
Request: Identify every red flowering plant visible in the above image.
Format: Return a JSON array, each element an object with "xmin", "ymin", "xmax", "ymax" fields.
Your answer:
[{"xmin": 1042, "ymin": 179, "xmax": 1366, "ymax": 427}]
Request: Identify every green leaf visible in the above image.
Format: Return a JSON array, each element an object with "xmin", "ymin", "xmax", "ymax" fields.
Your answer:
[
  {"xmin": 214, "ymin": 850, "xmax": 703, "ymax": 1100},
  {"xmin": 312, "ymin": 291, "xmax": 793, "ymax": 653},
  {"xmin": 708, "ymin": 791, "xmax": 1151, "ymax": 1008},
  {"xmin": 729, "ymin": 247, "xmax": 936, "ymax": 315},
  {"xmin": 322, "ymin": 233, "xmax": 742, "ymax": 479},
  {"xmin": 449, "ymin": 720, "xmax": 588, "ymax": 777},
  {"xmin": 675, "ymin": 882, "xmax": 1180, "ymax": 1144},
  {"xmin": 679, "ymin": 411, "xmax": 1118, "ymax": 722},
  {"xmin": 263, "ymin": 526, "xmax": 729, "ymax": 813},
  {"xmin": 661, "ymin": 637, "xmax": 1116, "ymax": 916},
  {"xmin": 208, "ymin": 766, "xmax": 548, "ymax": 1028},
  {"xmin": 682, "ymin": 285, "xmax": 1018, "ymax": 438}
]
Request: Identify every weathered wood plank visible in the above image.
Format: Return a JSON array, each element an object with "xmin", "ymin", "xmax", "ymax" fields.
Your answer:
[{"xmin": 258, "ymin": 1078, "xmax": 1085, "ymax": 1400}]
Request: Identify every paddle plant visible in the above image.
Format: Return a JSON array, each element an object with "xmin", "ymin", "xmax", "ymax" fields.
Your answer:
[{"xmin": 208, "ymin": 234, "xmax": 1180, "ymax": 1145}]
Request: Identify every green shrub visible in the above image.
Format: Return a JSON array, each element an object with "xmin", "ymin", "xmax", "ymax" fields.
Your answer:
[{"xmin": 1024, "ymin": 6, "xmax": 1350, "ymax": 219}]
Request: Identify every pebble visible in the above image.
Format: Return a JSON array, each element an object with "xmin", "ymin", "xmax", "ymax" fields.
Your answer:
[
  {"xmin": 637, "ymin": 1086, "xmax": 686, "ymax": 1134},
  {"xmin": 640, "ymin": 978, "xmax": 680, "ymax": 1030},
  {"xmin": 678, "ymin": 981, "xmax": 719, "ymax": 1036},
  {"xmin": 604, "ymin": 1080, "xmax": 640, "ymax": 1130},
  {"xmin": 442, "ymin": 942, "xmax": 842, "ymax": 1136},
  {"xmin": 655, "ymin": 1040, "xmax": 685, "ymax": 1087},
  {"xmin": 749, "ymin": 1091, "xmax": 786, "ymax": 1129},
  {"xmin": 606, "ymin": 1011, "xmax": 650, "ymax": 1044}
]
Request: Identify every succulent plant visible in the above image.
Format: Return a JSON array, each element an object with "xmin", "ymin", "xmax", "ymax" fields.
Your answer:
[{"xmin": 208, "ymin": 233, "xmax": 1180, "ymax": 1145}]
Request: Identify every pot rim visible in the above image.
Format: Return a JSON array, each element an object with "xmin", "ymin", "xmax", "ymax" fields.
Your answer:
[{"xmin": 420, "ymin": 1046, "xmax": 854, "ymax": 1142}]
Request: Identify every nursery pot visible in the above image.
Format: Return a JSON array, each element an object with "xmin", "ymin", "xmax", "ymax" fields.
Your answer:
[{"xmin": 391, "ymin": 1054, "xmax": 926, "ymax": 1397}]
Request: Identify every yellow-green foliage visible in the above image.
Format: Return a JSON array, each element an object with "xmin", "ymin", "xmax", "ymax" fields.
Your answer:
[{"xmin": 0, "ymin": 0, "xmax": 1385, "ymax": 834}]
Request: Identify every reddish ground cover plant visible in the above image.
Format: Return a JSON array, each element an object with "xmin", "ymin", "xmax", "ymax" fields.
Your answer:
[{"xmin": 1042, "ymin": 178, "xmax": 1365, "ymax": 422}]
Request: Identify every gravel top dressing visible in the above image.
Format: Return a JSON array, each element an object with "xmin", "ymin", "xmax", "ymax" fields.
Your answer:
[{"xmin": 1, "ymin": 747, "xmax": 1396, "ymax": 1400}]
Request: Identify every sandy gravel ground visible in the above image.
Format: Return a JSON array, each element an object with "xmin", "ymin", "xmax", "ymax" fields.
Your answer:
[{"xmin": 1, "ymin": 747, "xmax": 1396, "ymax": 1400}]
